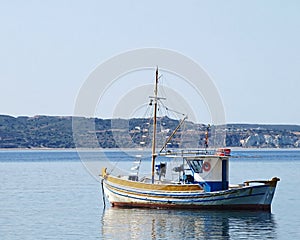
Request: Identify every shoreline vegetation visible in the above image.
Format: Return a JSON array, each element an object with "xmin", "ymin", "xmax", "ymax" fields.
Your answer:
[{"xmin": 1, "ymin": 114, "xmax": 300, "ymax": 149}]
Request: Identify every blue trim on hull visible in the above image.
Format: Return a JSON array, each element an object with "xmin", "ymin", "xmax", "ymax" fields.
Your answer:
[{"xmin": 198, "ymin": 181, "xmax": 229, "ymax": 192}]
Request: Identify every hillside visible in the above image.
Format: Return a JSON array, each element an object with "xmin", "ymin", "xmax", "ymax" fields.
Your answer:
[{"xmin": 0, "ymin": 115, "xmax": 300, "ymax": 149}]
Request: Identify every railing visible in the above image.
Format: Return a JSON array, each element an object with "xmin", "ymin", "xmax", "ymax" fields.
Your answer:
[
  {"xmin": 244, "ymin": 177, "xmax": 280, "ymax": 186},
  {"xmin": 159, "ymin": 148, "xmax": 231, "ymax": 157}
]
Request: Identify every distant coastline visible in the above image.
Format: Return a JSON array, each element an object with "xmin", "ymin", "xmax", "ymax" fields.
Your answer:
[
  {"xmin": 1, "ymin": 114, "xmax": 300, "ymax": 149},
  {"xmin": 1, "ymin": 147, "xmax": 300, "ymax": 152}
]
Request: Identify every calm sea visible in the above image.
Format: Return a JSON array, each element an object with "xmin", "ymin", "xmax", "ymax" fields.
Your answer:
[{"xmin": 0, "ymin": 149, "xmax": 300, "ymax": 239}]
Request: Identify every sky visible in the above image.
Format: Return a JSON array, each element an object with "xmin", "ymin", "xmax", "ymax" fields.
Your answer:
[{"xmin": 1, "ymin": 0, "xmax": 300, "ymax": 124}]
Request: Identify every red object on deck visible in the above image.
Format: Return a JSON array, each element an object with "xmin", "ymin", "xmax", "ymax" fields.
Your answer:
[{"xmin": 216, "ymin": 148, "xmax": 231, "ymax": 156}]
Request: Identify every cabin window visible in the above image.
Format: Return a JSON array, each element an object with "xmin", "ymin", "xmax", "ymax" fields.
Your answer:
[{"xmin": 187, "ymin": 159, "xmax": 203, "ymax": 173}]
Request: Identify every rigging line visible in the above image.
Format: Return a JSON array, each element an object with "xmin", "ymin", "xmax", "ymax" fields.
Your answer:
[
  {"xmin": 143, "ymin": 101, "xmax": 153, "ymax": 119},
  {"xmin": 158, "ymin": 100, "xmax": 186, "ymax": 118},
  {"xmin": 158, "ymin": 102, "xmax": 168, "ymax": 118},
  {"xmin": 108, "ymin": 161, "xmax": 120, "ymax": 175},
  {"xmin": 158, "ymin": 76, "xmax": 187, "ymax": 116},
  {"xmin": 158, "ymin": 76, "xmax": 167, "ymax": 99},
  {"xmin": 164, "ymin": 105, "xmax": 178, "ymax": 122},
  {"xmin": 140, "ymin": 106, "xmax": 150, "ymax": 151},
  {"xmin": 166, "ymin": 107, "xmax": 186, "ymax": 117},
  {"xmin": 143, "ymin": 104, "xmax": 154, "ymax": 146},
  {"xmin": 129, "ymin": 102, "xmax": 152, "ymax": 149}
]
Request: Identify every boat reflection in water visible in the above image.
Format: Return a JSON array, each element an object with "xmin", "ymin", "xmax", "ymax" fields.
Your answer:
[{"xmin": 101, "ymin": 208, "xmax": 276, "ymax": 239}]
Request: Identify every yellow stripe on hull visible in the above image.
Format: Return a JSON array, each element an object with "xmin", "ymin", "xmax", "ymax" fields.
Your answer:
[{"xmin": 102, "ymin": 168, "xmax": 202, "ymax": 192}]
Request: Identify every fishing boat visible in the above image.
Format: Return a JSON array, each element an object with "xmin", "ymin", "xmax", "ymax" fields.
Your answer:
[{"xmin": 100, "ymin": 68, "xmax": 280, "ymax": 211}]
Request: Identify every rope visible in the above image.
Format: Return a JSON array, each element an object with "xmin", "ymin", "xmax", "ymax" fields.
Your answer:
[{"xmin": 100, "ymin": 178, "xmax": 106, "ymax": 208}]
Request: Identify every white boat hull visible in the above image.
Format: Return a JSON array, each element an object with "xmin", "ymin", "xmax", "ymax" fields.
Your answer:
[{"xmin": 102, "ymin": 175, "xmax": 279, "ymax": 211}]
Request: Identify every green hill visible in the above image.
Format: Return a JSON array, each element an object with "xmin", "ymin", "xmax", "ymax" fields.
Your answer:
[{"xmin": 0, "ymin": 115, "xmax": 299, "ymax": 149}]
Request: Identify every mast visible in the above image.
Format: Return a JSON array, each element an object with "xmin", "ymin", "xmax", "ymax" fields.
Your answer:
[{"xmin": 151, "ymin": 67, "xmax": 159, "ymax": 184}]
